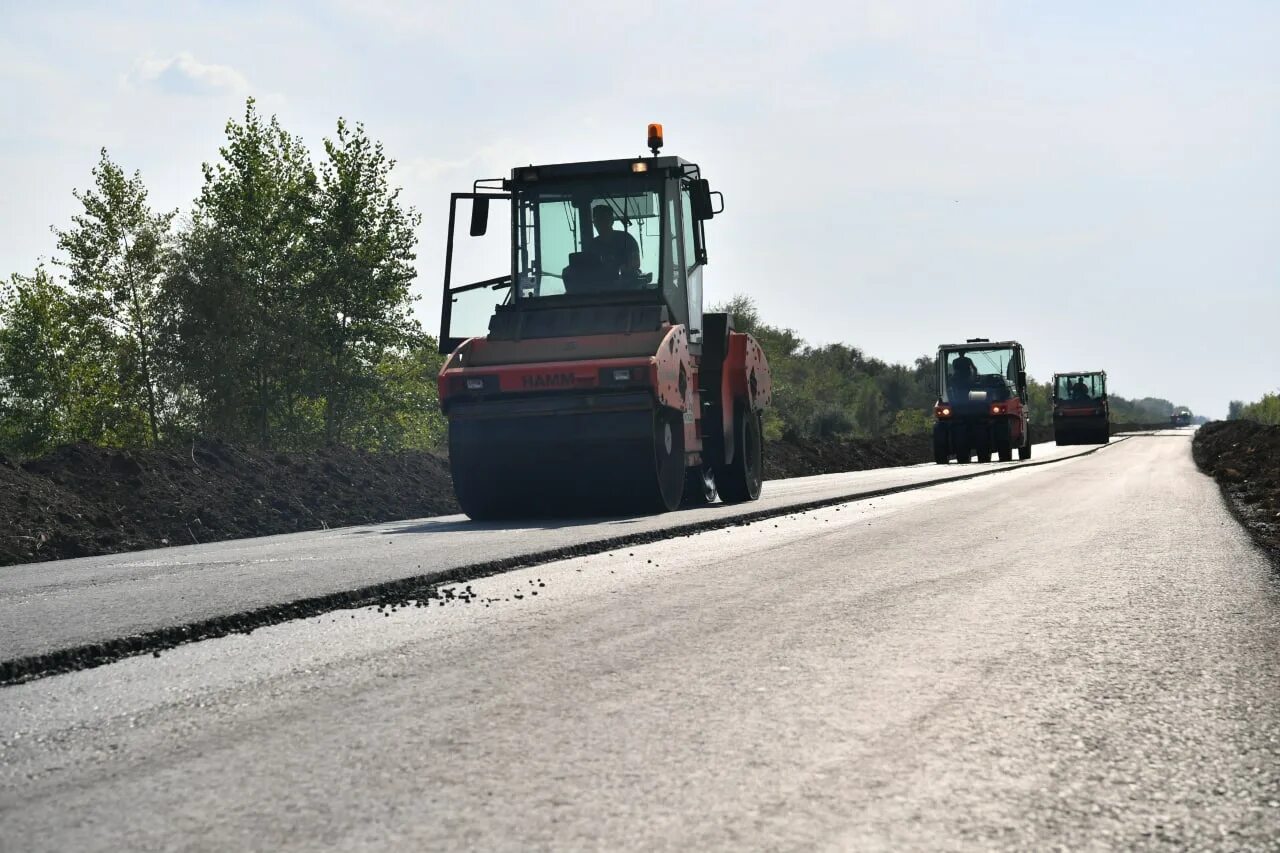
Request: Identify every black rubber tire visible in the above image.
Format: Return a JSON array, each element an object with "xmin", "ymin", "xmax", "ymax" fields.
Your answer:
[
  {"xmin": 1018, "ymin": 441, "xmax": 1032, "ymax": 461},
  {"xmin": 994, "ymin": 421, "xmax": 1013, "ymax": 462},
  {"xmin": 932, "ymin": 425, "xmax": 950, "ymax": 464},
  {"xmin": 717, "ymin": 403, "xmax": 763, "ymax": 504},
  {"xmin": 682, "ymin": 465, "xmax": 718, "ymax": 507},
  {"xmin": 648, "ymin": 409, "xmax": 688, "ymax": 513}
]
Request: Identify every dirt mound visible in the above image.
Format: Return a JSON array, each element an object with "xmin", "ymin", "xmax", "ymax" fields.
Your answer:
[
  {"xmin": 1193, "ymin": 420, "xmax": 1280, "ymax": 562},
  {"xmin": 765, "ymin": 433, "xmax": 933, "ymax": 479},
  {"xmin": 1, "ymin": 440, "xmax": 458, "ymax": 567}
]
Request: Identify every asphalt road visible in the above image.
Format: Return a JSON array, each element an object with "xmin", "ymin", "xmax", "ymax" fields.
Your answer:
[
  {"xmin": 1, "ymin": 438, "xmax": 1100, "ymax": 662},
  {"xmin": 3, "ymin": 432, "xmax": 1279, "ymax": 851}
]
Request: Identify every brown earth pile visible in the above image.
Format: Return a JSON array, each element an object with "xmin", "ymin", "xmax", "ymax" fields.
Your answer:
[
  {"xmin": 1192, "ymin": 420, "xmax": 1280, "ymax": 562},
  {"xmin": 1, "ymin": 440, "xmax": 457, "ymax": 567}
]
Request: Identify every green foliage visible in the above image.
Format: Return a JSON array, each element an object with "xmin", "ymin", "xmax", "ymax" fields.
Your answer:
[
  {"xmin": 54, "ymin": 149, "xmax": 175, "ymax": 445},
  {"xmin": 0, "ymin": 269, "xmax": 133, "ymax": 454},
  {"xmin": 167, "ymin": 98, "xmax": 319, "ymax": 446},
  {"xmin": 1234, "ymin": 392, "xmax": 1280, "ymax": 425},
  {"xmin": 1108, "ymin": 395, "xmax": 1180, "ymax": 423},
  {"xmin": 714, "ymin": 296, "xmax": 934, "ymax": 440},
  {"xmin": 1, "ymin": 99, "xmax": 445, "ymax": 458},
  {"xmin": 310, "ymin": 118, "xmax": 423, "ymax": 444}
]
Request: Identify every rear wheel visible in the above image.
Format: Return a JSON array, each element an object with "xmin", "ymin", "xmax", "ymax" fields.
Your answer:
[
  {"xmin": 647, "ymin": 409, "xmax": 687, "ymax": 513},
  {"xmin": 932, "ymin": 424, "xmax": 950, "ymax": 464},
  {"xmin": 717, "ymin": 403, "xmax": 763, "ymax": 504},
  {"xmin": 1017, "ymin": 440, "xmax": 1032, "ymax": 461},
  {"xmin": 975, "ymin": 432, "xmax": 993, "ymax": 463},
  {"xmin": 995, "ymin": 422, "xmax": 1013, "ymax": 462}
]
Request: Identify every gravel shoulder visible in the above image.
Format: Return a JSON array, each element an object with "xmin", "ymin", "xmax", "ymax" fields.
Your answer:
[{"xmin": 1192, "ymin": 420, "xmax": 1280, "ymax": 564}]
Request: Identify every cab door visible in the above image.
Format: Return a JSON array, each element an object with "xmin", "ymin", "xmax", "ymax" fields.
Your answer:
[{"xmin": 439, "ymin": 192, "xmax": 512, "ymax": 354}]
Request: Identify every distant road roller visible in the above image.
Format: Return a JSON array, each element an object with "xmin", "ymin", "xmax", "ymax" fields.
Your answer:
[
  {"xmin": 933, "ymin": 338, "xmax": 1032, "ymax": 463},
  {"xmin": 1052, "ymin": 371, "xmax": 1110, "ymax": 445},
  {"xmin": 436, "ymin": 126, "xmax": 771, "ymax": 519}
]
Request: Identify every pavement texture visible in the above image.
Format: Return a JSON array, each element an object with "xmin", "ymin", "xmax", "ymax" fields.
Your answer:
[
  {"xmin": 0, "ymin": 439, "xmax": 1100, "ymax": 664},
  {"xmin": 2, "ymin": 432, "xmax": 1278, "ymax": 851}
]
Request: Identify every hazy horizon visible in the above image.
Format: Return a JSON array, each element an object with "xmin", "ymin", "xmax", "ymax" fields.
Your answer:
[{"xmin": 3, "ymin": 1, "xmax": 1276, "ymax": 417}]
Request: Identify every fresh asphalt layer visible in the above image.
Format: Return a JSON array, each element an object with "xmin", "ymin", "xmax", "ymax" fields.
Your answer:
[
  {"xmin": 3, "ymin": 432, "xmax": 1279, "ymax": 851},
  {"xmin": 0, "ymin": 438, "xmax": 1110, "ymax": 674}
]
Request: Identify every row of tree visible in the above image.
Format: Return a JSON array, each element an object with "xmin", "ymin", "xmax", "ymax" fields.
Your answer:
[
  {"xmin": 0, "ymin": 99, "xmax": 1194, "ymax": 458},
  {"xmin": 718, "ymin": 296, "xmax": 1188, "ymax": 441},
  {"xmin": 1228, "ymin": 393, "xmax": 1280, "ymax": 425},
  {"xmin": 0, "ymin": 100, "xmax": 446, "ymax": 457}
]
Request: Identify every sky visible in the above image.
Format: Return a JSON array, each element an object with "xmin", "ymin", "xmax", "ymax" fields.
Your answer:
[{"xmin": 1, "ymin": 0, "xmax": 1276, "ymax": 418}]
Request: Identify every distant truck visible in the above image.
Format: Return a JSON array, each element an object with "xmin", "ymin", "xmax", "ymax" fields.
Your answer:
[
  {"xmin": 1052, "ymin": 371, "xmax": 1109, "ymax": 445},
  {"xmin": 933, "ymin": 338, "xmax": 1032, "ymax": 463},
  {"xmin": 1171, "ymin": 409, "xmax": 1193, "ymax": 428}
]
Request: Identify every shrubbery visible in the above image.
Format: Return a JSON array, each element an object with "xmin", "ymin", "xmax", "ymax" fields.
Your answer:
[{"xmin": 1228, "ymin": 393, "xmax": 1280, "ymax": 425}]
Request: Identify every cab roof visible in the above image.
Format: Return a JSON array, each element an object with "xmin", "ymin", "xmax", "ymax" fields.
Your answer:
[
  {"xmin": 509, "ymin": 156, "xmax": 695, "ymax": 182},
  {"xmin": 938, "ymin": 340, "xmax": 1022, "ymax": 351}
]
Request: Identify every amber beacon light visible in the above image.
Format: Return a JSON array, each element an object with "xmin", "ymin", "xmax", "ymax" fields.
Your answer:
[{"xmin": 647, "ymin": 123, "xmax": 664, "ymax": 155}]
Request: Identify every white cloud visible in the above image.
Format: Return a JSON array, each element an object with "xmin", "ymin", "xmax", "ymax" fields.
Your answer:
[{"xmin": 125, "ymin": 52, "xmax": 250, "ymax": 97}]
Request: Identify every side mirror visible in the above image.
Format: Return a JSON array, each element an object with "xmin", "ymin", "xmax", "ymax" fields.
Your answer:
[
  {"xmin": 469, "ymin": 197, "xmax": 490, "ymax": 237},
  {"xmin": 689, "ymin": 179, "xmax": 715, "ymax": 221}
]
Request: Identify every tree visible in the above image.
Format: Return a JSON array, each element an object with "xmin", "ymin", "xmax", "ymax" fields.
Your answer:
[
  {"xmin": 0, "ymin": 268, "xmax": 123, "ymax": 454},
  {"xmin": 309, "ymin": 118, "xmax": 421, "ymax": 444},
  {"xmin": 166, "ymin": 98, "xmax": 318, "ymax": 447},
  {"xmin": 1227, "ymin": 400, "xmax": 1244, "ymax": 420},
  {"xmin": 54, "ymin": 150, "xmax": 174, "ymax": 445}
]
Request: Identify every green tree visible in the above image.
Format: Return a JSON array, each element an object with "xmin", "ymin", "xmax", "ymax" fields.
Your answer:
[
  {"xmin": 310, "ymin": 118, "xmax": 422, "ymax": 444},
  {"xmin": 341, "ymin": 336, "xmax": 447, "ymax": 451},
  {"xmin": 54, "ymin": 150, "xmax": 175, "ymax": 445},
  {"xmin": 0, "ymin": 269, "xmax": 122, "ymax": 454},
  {"xmin": 166, "ymin": 98, "xmax": 318, "ymax": 447},
  {"xmin": 1240, "ymin": 392, "xmax": 1280, "ymax": 425}
]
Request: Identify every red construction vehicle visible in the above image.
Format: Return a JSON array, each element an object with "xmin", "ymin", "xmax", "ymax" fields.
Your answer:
[
  {"xmin": 932, "ymin": 338, "xmax": 1031, "ymax": 463},
  {"xmin": 1171, "ymin": 409, "xmax": 1192, "ymax": 427},
  {"xmin": 437, "ymin": 126, "xmax": 772, "ymax": 519},
  {"xmin": 1052, "ymin": 370, "xmax": 1109, "ymax": 445}
]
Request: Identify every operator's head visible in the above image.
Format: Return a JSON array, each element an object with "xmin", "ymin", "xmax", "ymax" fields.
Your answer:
[{"xmin": 592, "ymin": 204, "xmax": 615, "ymax": 235}]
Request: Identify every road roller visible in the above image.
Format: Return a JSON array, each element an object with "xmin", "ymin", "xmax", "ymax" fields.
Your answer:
[
  {"xmin": 932, "ymin": 338, "xmax": 1032, "ymax": 463},
  {"xmin": 1052, "ymin": 370, "xmax": 1110, "ymax": 445},
  {"xmin": 436, "ymin": 126, "xmax": 772, "ymax": 519}
]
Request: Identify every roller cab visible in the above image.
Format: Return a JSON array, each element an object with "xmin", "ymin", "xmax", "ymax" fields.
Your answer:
[
  {"xmin": 932, "ymin": 338, "xmax": 1032, "ymax": 463},
  {"xmin": 438, "ymin": 133, "xmax": 771, "ymax": 519},
  {"xmin": 1052, "ymin": 370, "xmax": 1110, "ymax": 445}
]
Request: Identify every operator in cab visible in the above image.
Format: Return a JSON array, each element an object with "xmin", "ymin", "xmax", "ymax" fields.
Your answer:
[
  {"xmin": 590, "ymin": 204, "xmax": 641, "ymax": 281},
  {"xmin": 1070, "ymin": 377, "xmax": 1091, "ymax": 401},
  {"xmin": 951, "ymin": 351, "xmax": 976, "ymax": 387}
]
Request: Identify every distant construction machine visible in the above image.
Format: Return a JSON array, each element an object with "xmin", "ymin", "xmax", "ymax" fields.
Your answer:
[
  {"xmin": 933, "ymin": 338, "xmax": 1032, "ymax": 464},
  {"xmin": 436, "ymin": 126, "xmax": 772, "ymax": 519},
  {"xmin": 1052, "ymin": 371, "xmax": 1110, "ymax": 445},
  {"xmin": 1171, "ymin": 409, "xmax": 1193, "ymax": 428}
]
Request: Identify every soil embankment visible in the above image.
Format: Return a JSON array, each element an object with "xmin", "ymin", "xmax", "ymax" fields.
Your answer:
[
  {"xmin": 2, "ymin": 422, "xmax": 1160, "ymax": 568},
  {"xmin": 1192, "ymin": 420, "xmax": 1280, "ymax": 563},
  {"xmin": 0, "ymin": 441, "xmax": 457, "ymax": 567}
]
